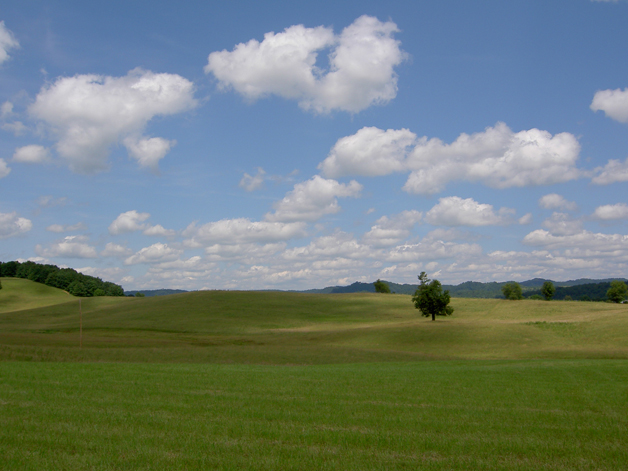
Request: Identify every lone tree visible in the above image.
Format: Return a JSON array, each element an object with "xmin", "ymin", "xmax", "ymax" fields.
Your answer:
[
  {"xmin": 412, "ymin": 272, "xmax": 453, "ymax": 321},
  {"xmin": 502, "ymin": 282, "xmax": 523, "ymax": 300},
  {"xmin": 607, "ymin": 280, "xmax": 628, "ymax": 303},
  {"xmin": 541, "ymin": 281, "xmax": 555, "ymax": 301},
  {"xmin": 373, "ymin": 279, "xmax": 391, "ymax": 293}
]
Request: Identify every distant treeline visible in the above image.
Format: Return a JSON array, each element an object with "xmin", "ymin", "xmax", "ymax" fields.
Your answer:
[
  {"xmin": 125, "ymin": 289, "xmax": 188, "ymax": 297},
  {"xmin": 302, "ymin": 278, "xmax": 627, "ymax": 300},
  {"xmin": 523, "ymin": 282, "xmax": 613, "ymax": 302},
  {"xmin": 0, "ymin": 260, "xmax": 124, "ymax": 297}
]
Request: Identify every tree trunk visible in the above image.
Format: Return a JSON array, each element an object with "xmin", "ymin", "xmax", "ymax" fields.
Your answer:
[{"xmin": 432, "ymin": 313, "xmax": 435, "ymax": 321}]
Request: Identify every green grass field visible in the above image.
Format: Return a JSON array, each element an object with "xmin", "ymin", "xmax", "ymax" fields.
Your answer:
[
  {"xmin": 1, "ymin": 278, "xmax": 627, "ymax": 469},
  {"xmin": 1, "ymin": 278, "xmax": 627, "ymax": 363}
]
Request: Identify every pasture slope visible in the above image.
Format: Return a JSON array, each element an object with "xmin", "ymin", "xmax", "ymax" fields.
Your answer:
[
  {"xmin": 1, "ymin": 278, "xmax": 627, "ymax": 362},
  {"xmin": 1, "ymin": 277, "xmax": 627, "ymax": 470}
]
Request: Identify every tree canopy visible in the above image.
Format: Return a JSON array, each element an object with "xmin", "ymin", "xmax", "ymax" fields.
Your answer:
[
  {"xmin": 606, "ymin": 280, "xmax": 628, "ymax": 304},
  {"xmin": 0, "ymin": 260, "xmax": 124, "ymax": 297},
  {"xmin": 373, "ymin": 279, "xmax": 391, "ymax": 293},
  {"xmin": 412, "ymin": 272, "xmax": 453, "ymax": 321},
  {"xmin": 541, "ymin": 281, "xmax": 555, "ymax": 301},
  {"xmin": 502, "ymin": 282, "xmax": 523, "ymax": 300}
]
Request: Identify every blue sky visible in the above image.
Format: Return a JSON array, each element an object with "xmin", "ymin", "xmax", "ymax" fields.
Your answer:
[{"xmin": 1, "ymin": 0, "xmax": 627, "ymax": 290}]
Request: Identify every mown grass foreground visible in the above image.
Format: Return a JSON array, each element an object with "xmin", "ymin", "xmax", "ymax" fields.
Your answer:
[
  {"xmin": 2, "ymin": 361, "xmax": 627, "ymax": 470},
  {"xmin": 1, "ymin": 279, "xmax": 628, "ymax": 469}
]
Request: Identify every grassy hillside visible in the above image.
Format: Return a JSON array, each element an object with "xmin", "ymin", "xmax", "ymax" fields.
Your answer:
[
  {"xmin": 0, "ymin": 277, "xmax": 74, "ymax": 313},
  {"xmin": 2, "ymin": 280, "xmax": 628, "ymax": 470},
  {"xmin": 1, "ymin": 284, "xmax": 627, "ymax": 363}
]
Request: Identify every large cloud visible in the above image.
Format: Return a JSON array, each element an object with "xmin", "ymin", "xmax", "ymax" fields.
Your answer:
[
  {"xmin": 35, "ymin": 235, "xmax": 98, "ymax": 258},
  {"xmin": 362, "ymin": 210, "xmax": 423, "ymax": 247},
  {"xmin": 283, "ymin": 231, "xmax": 372, "ymax": 261},
  {"xmin": 591, "ymin": 88, "xmax": 628, "ymax": 123},
  {"xmin": 13, "ymin": 145, "xmax": 51, "ymax": 164},
  {"xmin": 109, "ymin": 210, "xmax": 151, "ymax": 235},
  {"xmin": 0, "ymin": 212, "xmax": 32, "ymax": 239},
  {"xmin": 591, "ymin": 157, "xmax": 628, "ymax": 185},
  {"xmin": 205, "ymin": 15, "xmax": 405, "ymax": 113},
  {"xmin": 425, "ymin": 196, "xmax": 515, "ymax": 227},
  {"xmin": 28, "ymin": 69, "xmax": 196, "ymax": 173},
  {"xmin": 101, "ymin": 242, "xmax": 133, "ymax": 257},
  {"xmin": 124, "ymin": 243, "xmax": 183, "ymax": 265},
  {"xmin": 385, "ymin": 238, "xmax": 483, "ymax": 263},
  {"xmin": 108, "ymin": 210, "xmax": 174, "ymax": 237},
  {"xmin": 592, "ymin": 203, "xmax": 628, "ymax": 220},
  {"xmin": 123, "ymin": 136, "xmax": 175, "ymax": 173},
  {"xmin": 265, "ymin": 175, "xmax": 362, "ymax": 222},
  {"xmin": 0, "ymin": 21, "xmax": 19, "ymax": 64},
  {"xmin": 523, "ymin": 229, "xmax": 628, "ymax": 254},
  {"xmin": 183, "ymin": 218, "xmax": 307, "ymax": 247},
  {"xmin": 538, "ymin": 194, "xmax": 578, "ymax": 211},
  {"xmin": 319, "ymin": 123, "xmax": 582, "ymax": 194},
  {"xmin": 319, "ymin": 127, "xmax": 416, "ymax": 177},
  {"xmin": 541, "ymin": 212, "xmax": 583, "ymax": 236}
]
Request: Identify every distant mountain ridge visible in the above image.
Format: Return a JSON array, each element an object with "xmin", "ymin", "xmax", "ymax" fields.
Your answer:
[
  {"xmin": 125, "ymin": 289, "xmax": 188, "ymax": 297},
  {"xmin": 299, "ymin": 278, "xmax": 628, "ymax": 299}
]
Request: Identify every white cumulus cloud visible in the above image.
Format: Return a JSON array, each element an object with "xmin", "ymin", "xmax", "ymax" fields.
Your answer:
[
  {"xmin": 124, "ymin": 243, "xmax": 183, "ymax": 265},
  {"xmin": 205, "ymin": 15, "xmax": 405, "ymax": 113},
  {"xmin": 319, "ymin": 123, "xmax": 582, "ymax": 194},
  {"xmin": 592, "ymin": 157, "xmax": 628, "ymax": 185},
  {"xmin": 538, "ymin": 193, "xmax": 578, "ymax": 211},
  {"xmin": 183, "ymin": 218, "xmax": 307, "ymax": 247},
  {"xmin": 143, "ymin": 224, "xmax": 176, "ymax": 238},
  {"xmin": 101, "ymin": 242, "xmax": 133, "ymax": 257},
  {"xmin": 593, "ymin": 203, "xmax": 628, "ymax": 220},
  {"xmin": 35, "ymin": 235, "xmax": 98, "ymax": 258},
  {"xmin": 425, "ymin": 196, "xmax": 515, "ymax": 227},
  {"xmin": 0, "ymin": 21, "xmax": 19, "ymax": 64},
  {"xmin": 13, "ymin": 145, "xmax": 51, "ymax": 164},
  {"xmin": 591, "ymin": 88, "xmax": 628, "ymax": 123},
  {"xmin": 109, "ymin": 210, "xmax": 151, "ymax": 235},
  {"xmin": 523, "ymin": 229, "xmax": 628, "ymax": 255},
  {"xmin": 28, "ymin": 68, "xmax": 196, "ymax": 173},
  {"xmin": 123, "ymin": 136, "xmax": 175, "ymax": 172},
  {"xmin": 362, "ymin": 210, "xmax": 423, "ymax": 247},
  {"xmin": 283, "ymin": 231, "xmax": 371, "ymax": 261},
  {"xmin": 541, "ymin": 212, "xmax": 583, "ymax": 236},
  {"xmin": 385, "ymin": 237, "xmax": 483, "ymax": 263},
  {"xmin": 265, "ymin": 175, "xmax": 362, "ymax": 222},
  {"xmin": 319, "ymin": 127, "xmax": 416, "ymax": 177},
  {"xmin": 0, "ymin": 212, "xmax": 32, "ymax": 239}
]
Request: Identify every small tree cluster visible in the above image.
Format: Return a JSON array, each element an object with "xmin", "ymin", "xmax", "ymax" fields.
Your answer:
[
  {"xmin": 502, "ymin": 282, "xmax": 523, "ymax": 300},
  {"xmin": 541, "ymin": 281, "xmax": 555, "ymax": 301},
  {"xmin": 0, "ymin": 260, "xmax": 124, "ymax": 297},
  {"xmin": 412, "ymin": 272, "xmax": 453, "ymax": 321},
  {"xmin": 607, "ymin": 280, "xmax": 628, "ymax": 304},
  {"xmin": 373, "ymin": 279, "xmax": 391, "ymax": 293}
]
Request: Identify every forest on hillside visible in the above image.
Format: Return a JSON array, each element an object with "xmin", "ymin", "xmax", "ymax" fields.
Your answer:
[{"xmin": 0, "ymin": 260, "xmax": 124, "ymax": 297}]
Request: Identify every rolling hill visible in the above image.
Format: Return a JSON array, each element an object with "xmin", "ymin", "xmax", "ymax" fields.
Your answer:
[{"xmin": 1, "ymin": 277, "xmax": 627, "ymax": 363}]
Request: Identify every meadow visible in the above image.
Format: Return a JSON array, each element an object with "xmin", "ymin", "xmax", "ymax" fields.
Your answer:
[{"xmin": 1, "ymin": 278, "xmax": 627, "ymax": 469}]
